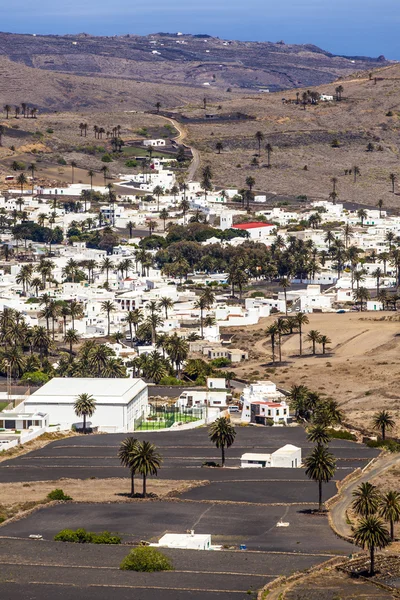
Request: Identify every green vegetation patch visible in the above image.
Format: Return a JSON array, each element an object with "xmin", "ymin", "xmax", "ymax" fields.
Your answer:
[
  {"xmin": 120, "ymin": 546, "xmax": 173, "ymax": 571},
  {"xmin": 47, "ymin": 488, "xmax": 72, "ymax": 501},
  {"xmin": 55, "ymin": 528, "xmax": 121, "ymax": 544}
]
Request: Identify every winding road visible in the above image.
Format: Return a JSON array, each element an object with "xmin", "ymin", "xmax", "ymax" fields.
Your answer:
[
  {"xmin": 330, "ymin": 452, "xmax": 400, "ymax": 539},
  {"xmin": 159, "ymin": 115, "xmax": 200, "ymax": 180}
]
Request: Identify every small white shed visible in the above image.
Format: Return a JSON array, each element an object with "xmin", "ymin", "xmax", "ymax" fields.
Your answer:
[
  {"xmin": 241, "ymin": 453, "xmax": 271, "ymax": 468},
  {"xmin": 271, "ymin": 444, "xmax": 301, "ymax": 468},
  {"xmin": 151, "ymin": 532, "xmax": 211, "ymax": 550}
]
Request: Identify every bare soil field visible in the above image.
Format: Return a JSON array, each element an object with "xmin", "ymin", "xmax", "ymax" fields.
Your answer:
[
  {"xmin": 0, "ymin": 478, "xmax": 206, "ymax": 507},
  {"xmin": 228, "ymin": 311, "xmax": 400, "ymax": 436}
]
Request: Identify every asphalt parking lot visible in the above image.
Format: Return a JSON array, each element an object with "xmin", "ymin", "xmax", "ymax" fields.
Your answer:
[
  {"xmin": 0, "ymin": 538, "xmax": 341, "ymax": 600},
  {"xmin": 0, "ymin": 427, "xmax": 378, "ymax": 483},
  {"xmin": 0, "ymin": 426, "xmax": 376, "ymax": 598}
]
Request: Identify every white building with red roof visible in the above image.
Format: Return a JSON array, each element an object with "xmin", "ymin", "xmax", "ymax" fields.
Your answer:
[
  {"xmin": 231, "ymin": 221, "xmax": 276, "ymax": 241},
  {"xmin": 240, "ymin": 381, "xmax": 290, "ymax": 425}
]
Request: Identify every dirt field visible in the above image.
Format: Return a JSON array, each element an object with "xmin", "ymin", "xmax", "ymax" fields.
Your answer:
[
  {"xmin": 0, "ymin": 478, "xmax": 207, "ymax": 507},
  {"xmin": 229, "ymin": 311, "xmax": 400, "ymax": 436}
]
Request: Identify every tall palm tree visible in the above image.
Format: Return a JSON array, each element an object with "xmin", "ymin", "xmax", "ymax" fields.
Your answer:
[
  {"xmin": 318, "ymin": 334, "xmax": 331, "ymax": 355},
  {"xmin": 101, "ymin": 300, "xmax": 115, "ymax": 336},
  {"xmin": 158, "ymin": 297, "xmax": 174, "ymax": 319},
  {"xmin": 159, "ymin": 208, "xmax": 169, "ymax": 231},
  {"xmin": 372, "ymin": 410, "xmax": 395, "ymax": 441},
  {"xmin": 126, "ymin": 309, "xmax": 143, "ymax": 347},
  {"xmin": 74, "ymin": 393, "xmax": 96, "ymax": 434},
  {"xmin": 64, "ymin": 328, "xmax": 80, "ymax": 356},
  {"xmin": 118, "ymin": 436, "xmax": 139, "ymax": 496},
  {"xmin": 294, "ymin": 313, "xmax": 309, "ymax": 356},
  {"xmin": 216, "ymin": 141, "xmax": 223, "ymax": 154},
  {"xmin": 304, "ymin": 445, "xmax": 336, "ymax": 511},
  {"xmin": 71, "ymin": 161, "xmax": 77, "ymax": 184},
  {"xmin": 379, "ymin": 490, "xmax": 400, "ymax": 541},
  {"xmin": 16, "ymin": 173, "xmax": 28, "ymax": 194},
  {"xmin": 153, "ymin": 185, "xmax": 164, "ymax": 212},
  {"xmin": 357, "ymin": 208, "xmax": 367, "ymax": 226},
  {"xmin": 69, "ymin": 299, "xmax": 83, "ymax": 330},
  {"xmin": 306, "ymin": 329, "xmax": 321, "ymax": 355},
  {"xmin": 101, "ymin": 257, "xmax": 114, "ymax": 284},
  {"xmin": 353, "ymin": 516, "xmax": 390, "ymax": 576},
  {"xmin": 265, "ymin": 143, "xmax": 273, "ymax": 168},
  {"xmin": 129, "ymin": 440, "xmax": 162, "ymax": 498},
  {"xmin": 280, "ymin": 277, "xmax": 290, "ymax": 315},
  {"xmin": 166, "ymin": 333, "xmax": 188, "ymax": 378},
  {"xmin": 390, "ymin": 173, "xmax": 396, "ymax": 193},
  {"xmin": 16, "ymin": 264, "xmax": 33, "ymax": 295},
  {"xmin": 209, "ymin": 417, "xmax": 236, "ymax": 467},
  {"xmin": 352, "ymin": 482, "xmax": 381, "ymax": 517},
  {"xmin": 255, "ymin": 131, "xmax": 264, "ymax": 155},
  {"xmin": 307, "ymin": 424, "xmax": 331, "ymax": 447}
]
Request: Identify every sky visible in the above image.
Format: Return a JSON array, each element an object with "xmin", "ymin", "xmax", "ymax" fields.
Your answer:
[{"xmin": 1, "ymin": 0, "xmax": 400, "ymax": 60}]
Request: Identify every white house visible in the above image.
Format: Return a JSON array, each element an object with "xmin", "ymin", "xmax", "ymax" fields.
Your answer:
[
  {"xmin": 23, "ymin": 378, "xmax": 148, "ymax": 433},
  {"xmin": 241, "ymin": 381, "xmax": 290, "ymax": 424},
  {"xmin": 241, "ymin": 445, "xmax": 301, "ymax": 468},
  {"xmin": 151, "ymin": 532, "xmax": 212, "ymax": 550},
  {"xmin": 143, "ymin": 139, "xmax": 166, "ymax": 147},
  {"xmin": 231, "ymin": 221, "xmax": 276, "ymax": 240}
]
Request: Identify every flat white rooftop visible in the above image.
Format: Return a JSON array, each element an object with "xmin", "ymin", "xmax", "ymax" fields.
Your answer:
[{"xmin": 26, "ymin": 378, "xmax": 147, "ymax": 405}]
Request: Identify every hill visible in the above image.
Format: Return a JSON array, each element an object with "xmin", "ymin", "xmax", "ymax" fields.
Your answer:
[
  {"xmin": 0, "ymin": 32, "xmax": 391, "ymax": 110},
  {"xmin": 180, "ymin": 63, "xmax": 400, "ymax": 208}
]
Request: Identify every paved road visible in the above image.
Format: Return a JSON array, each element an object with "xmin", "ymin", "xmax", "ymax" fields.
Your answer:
[{"xmin": 330, "ymin": 452, "xmax": 400, "ymax": 538}]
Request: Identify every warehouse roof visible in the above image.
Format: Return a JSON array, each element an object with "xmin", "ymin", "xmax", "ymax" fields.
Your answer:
[{"xmin": 26, "ymin": 378, "xmax": 147, "ymax": 405}]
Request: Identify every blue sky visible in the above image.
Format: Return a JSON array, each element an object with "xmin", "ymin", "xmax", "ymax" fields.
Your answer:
[{"xmin": 1, "ymin": 0, "xmax": 399, "ymax": 59}]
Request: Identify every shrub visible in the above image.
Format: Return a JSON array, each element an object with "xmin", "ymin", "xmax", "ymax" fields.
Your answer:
[
  {"xmin": 21, "ymin": 371, "xmax": 49, "ymax": 386},
  {"xmin": 46, "ymin": 128, "xmax": 54, "ymax": 134},
  {"xmin": 159, "ymin": 376, "xmax": 186, "ymax": 386},
  {"xmin": 101, "ymin": 154, "xmax": 113, "ymax": 163},
  {"xmin": 326, "ymin": 428, "xmax": 356, "ymax": 441},
  {"xmin": 210, "ymin": 357, "xmax": 231, "ymax": 368},
  {"xmin": 331, "ymin": 138, "xmax": 340, "ymax": 148},
  {"xmin": 125, "ymin": 160, "xmax": 138, "ymax": 168},
  {"xmin": 120, "ymin": 547, "xmax": 173, "ymax": 572},
  {"xmin": 57, "ymin": 157, "xmax": 67, "ymax": 165},
  {"xmin": 366, "ymin": 439, "xmax": 400, "ymax": 452},
  {"xmin": 55, "ymin": 528, "xmax": 121, "ymax": 544},
  {"xmin": 47, "ymin": 488, "xmax": 72, "ymax": 501}
]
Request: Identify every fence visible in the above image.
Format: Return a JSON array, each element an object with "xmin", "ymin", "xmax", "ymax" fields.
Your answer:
[{"xmin": 134, "ymin": 406, "xmax": 204, "ymax": 431}]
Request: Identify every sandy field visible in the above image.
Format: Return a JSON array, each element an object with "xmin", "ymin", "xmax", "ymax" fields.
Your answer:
[
  {"xmin": 229, "ymin": 311, "xmax": 400, "ymax": 436},
  {"xmin": 0, "ymin": 478, "xmax": 207, "ymax": 507}
]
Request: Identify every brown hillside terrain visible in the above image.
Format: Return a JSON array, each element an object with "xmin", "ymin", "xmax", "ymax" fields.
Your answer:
[
  {"xmin": 0, "ymin": 32, "xmax": 389, "ymax": 103},
  {"xmin": 182, "ymin": 63, "xmax": 400, "ymax": 208},
  {"xmin": 228, "ymin": 312, "xmax": 400, "ymax": 437}
]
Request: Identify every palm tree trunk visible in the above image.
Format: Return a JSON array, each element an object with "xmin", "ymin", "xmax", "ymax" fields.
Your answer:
[
  {"xmin": 382, "ymin": 424, "xmax": 385, "ymax": 441},
  {"xmin": 299, "ymin": 327, "xmax": 302, "ymax": 356},
  {"xmin": 312, "ymin": 341, "xmax": 316, "ymax": 355},
  {"xmin": 143, "ymin": 474, "xmax": 146, "ymax": 498},
  {"xmin": 129, "ymin": 323, "xmax": 133, "ymax": 348},
  {"xmin": 271, "ymin": 339, "xmax": 275, "ymax": 364},
  {"xmin": 318, "ymin": 479, "xmax": 322, "ymax": 512},
  {"xmin": 131, "ymin": 469, "xmax": 135, "ymax": 497},
  {"xmin": 278, "ymin": 333, "xmax": 282, "ymax": 362},
  {"xmin": 370, "ymin": 546, "xmax": 375, "ymax": 576},
  {"xmin": 107, "ymin": 314, "xmax": 110, "ymax": 336},
  {"xmin": 221, "ymin": 445, "xmax": 225, "ymax": 467},
  {"xmin": 83, "ymin": 414, "xmax": 86, "ymax": 435}
]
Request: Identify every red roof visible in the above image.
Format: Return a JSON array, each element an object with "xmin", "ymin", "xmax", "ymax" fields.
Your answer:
[{"xmin": 232, "ymin": 222, "xmax": 274, "ymax": 229}]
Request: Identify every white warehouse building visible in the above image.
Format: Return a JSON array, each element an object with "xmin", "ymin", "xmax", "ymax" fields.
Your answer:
[{"xmin": 23, "ymin": 378, "xmax": 148, "ymax": 433}]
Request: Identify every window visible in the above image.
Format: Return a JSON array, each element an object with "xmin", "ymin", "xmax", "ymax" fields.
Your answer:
[
  {"xmin": 276, "ymin": 410, "xmax": 280, "ymax": 416},
  {"xmin": 283, "ymin": 409, "xmax": 287, "ymax": 415}
]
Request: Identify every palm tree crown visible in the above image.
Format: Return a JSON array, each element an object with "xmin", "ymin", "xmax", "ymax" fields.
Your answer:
[
  {"xmin": 74, "ymin": 393, "xmax": 96, "ymax": 434},
  {"xmin": 209, "ymin": 417, "xmax": 236, "ymax": 467}
]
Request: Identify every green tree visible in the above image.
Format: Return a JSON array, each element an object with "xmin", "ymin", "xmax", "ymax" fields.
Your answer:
[
  {"xmin": 372, "ymin": 410, "xmax": 395, "ymax": 441},
  {"xmin": 118, "ymin": 436, "xmax": 138, "ymax": 497},
  {"xmin": 294, "ymin": 313, "xmax": 309, "ymax": 356},
  {"xmin": 129, "ymin": 440, "xmax": 162, "ymax": 498},
  {"xmin": 101, "ymin": 300, "xmax": 116, "ymax": 336},
  {"xmin": 216, "ymin": 141, "xmax": 223, "ymax": 154},
  {"xmin": 209, "ymin": 416, "xmax": 236, "ymax": 467},
  {"xmin": 64, "ymin": 328, "xmax": 80, "ymax": 356},
  {"xmin": 307, "ymin": 424, "xmax": 331, "ymax": 447},
  {"xmin": 101, "ymin": 257, "xmax": 114, "ymax": 285},
  {"xmin": 306, "ymin": 329, "xmax": 321, "ymax": 355},
  {"xmin": 158, "ymin": 297, "xmax": 174, "ymax": 319},
  {"xmin": 74, "ymin": 393, "xmax": 96, "ymax": 434},
  {"xmin": 159, "ymin": 208, "xmax": 169, "ymax": 231},
  {"xmin": 379, "ymin": 490, "xmax": 400, "ymax": 541},
  {"xmin": 304, "ymin": 445, "xmax": 336, "ymax": 511},
  {"xmin": 353, "ymin": 516, "xmax": 390, "ymax": 576},
  {"xmin": 352, "ymin": 482, "xmax": 381, "ymax": 517},
  {"xmin": 265, "ymin": 142, "xmax": 273, "ymax": 168},
  {"xmin": 255, "ymin": 131, "xmax": 264, "ymax": 155}
]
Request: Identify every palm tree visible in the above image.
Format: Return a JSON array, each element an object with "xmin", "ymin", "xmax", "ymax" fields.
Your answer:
[
  {"xmin": 127, "ymin": 220, "xmax": 134, "ymax": 239},
  {"xmin": 255, "ymin": 131, "xmax": 264, "ymax": 156},
  {"xmin": 129, "ymin": 440, "xmax": 162, "ymax": 498},
  {"xmin": 179, "ymin": 198, "xmax": 190, "ymax": 224},
  {"xmin": 306, "ymin": 329, "xmax": 321, "ymax": 355},
  {"xmin": 16, "ymin": 264, "xmax": 33, "ymax": 295},
  {"xmin": 159, "ymin": 208, "xmax": 169, "ymax": 231},
  {"xmin": 372, "ymin": 410, "xmax": 395, "ymax": 441},
  {"xmin": 17, "ymin": 173, "xmax": 27, "ymax": 194},
  {"xmin": 377, "ymin": 199, "xmax": 384, "ymax": 218},
  {"xmin": 353, "ymin": 166, "xmax": 361, "ymax": 183},
  {"xmin": 216, "ymin": 141, "xmax": 223, "ymax": 154},
  {"xmin": 64, "ymin": 328, "xmax": 80, "ymax": 356},
  {"xmin": 209, "ymin": 416, "xmax": 236, "ymax": 467},
  {"xmin": 101, "ymin": 300, "xmax": 115, "ymax": 336},
  {"xmin": 304, "ymin": 445, "xmax": 336, "ymax": 511},
  {"xmin": 69, "ymin": 299, "xmax": 83, "ymax": 330},
  {"xmin": 153, "ymin": 185, "xmax": 163, "ymax": 212},
  {"xmin": 318, "ymin": 334, "xmax": 331, "ymax": 354},
  {"xmin": 70, "ymin": 161, "xmax": 77, "ymax": 184},
  {"xmin": 354, "ymin": 286, "xmax": 370, "ymax": 311},
  {"xmin": 30, "ymin": 276, "xmax": 42, "ymax": 297},
  {"xmin": 353, "ymin": 516, "xmax": 390, "ymax": 576},
  {"xmin": 357, "ymin": 208, "xmax": 368, "ymax": 226},
  {"xmin": 245, "ymin": 176, "xmax": 255, "ymax": 193},
  {"xmin": 3, "ymin": 105, "xmax": 11, "ymax": 119},
  {"xmin": 74, "ymin": 393, "xmax": 96, "ymax": 434},
  {"xmin": 31, "ymin": 325, "xmax": 52, "ymax": 366},
  {"xmin": 126, "ymin": 309, "xmax": 143, "ymax": 347},
  {"xmin": 101, "ymin": 257, "xmax": 114, "ymax": 285},
  {"xmin": 265, "ymin": 143, "xmax": 273, "ymax": 168},
  {"xmin": 390, "ymin": 173, "xmax": 396, "ymax": 193},
  {"xmin": 166, "ymin": 333, "xmax": 188, "ymax": 378},
  {"xmin": 379, "ymin": 490, "xmax": 400, "ymax": 541},
  {"xmin": 352, "ymin": 482, "xmax": 381, "ymax": 517},
  {"xmin": 280, "ymin": 277, "xmax": 290, "ymax": 315},
  {"xmin": 118, "ymin": 436, "xmax": 139, "ymax": 497},
  {"xmin": 307, "ymin": 424, "xmax": 331, "ymax": 447},
  {"xmin": 158, "ymin": 297, "xmax": 173, "ymax": 319},
  {"xmin": 294, "ymin": 313, "xmax": 309, "ymax": 356}
]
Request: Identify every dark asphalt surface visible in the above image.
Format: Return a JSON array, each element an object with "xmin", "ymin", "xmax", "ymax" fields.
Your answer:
[{"xmin": 0, "ymin": 427, "xmax": 375, "ymax": 598}]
